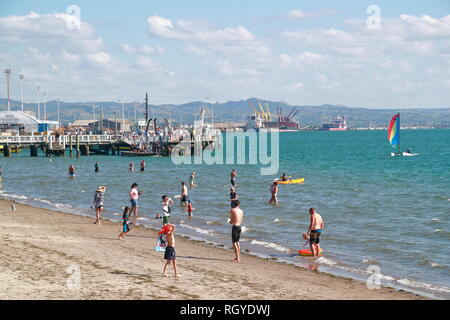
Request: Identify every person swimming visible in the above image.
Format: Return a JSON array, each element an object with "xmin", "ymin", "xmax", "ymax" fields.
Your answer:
[{"xmin": 68, "ymin": 164, "xmax": 76, "ymax": 177}]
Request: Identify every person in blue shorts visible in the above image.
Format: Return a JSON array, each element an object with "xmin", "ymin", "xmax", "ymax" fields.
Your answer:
[{"xmin": 118, "ymin": 207, "xmax": 131, "ymax": 240}]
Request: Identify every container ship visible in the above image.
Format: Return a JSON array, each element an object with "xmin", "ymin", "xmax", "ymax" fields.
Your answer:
[
  {"xmin": 321, "ymin": 116, "xmax": 349, "ymax": 131},
  {"xmin": 245, "ymin": 102, "xmax": 300, "ymax": 131}
]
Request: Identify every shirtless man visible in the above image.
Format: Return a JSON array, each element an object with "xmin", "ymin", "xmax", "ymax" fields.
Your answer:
[
  {"xmin": 306, "ymin": 208, "xmax": 324, "ymax": 257},
  {"xmin": 180, "ymin": 181, "xmax": 188, "ymax": 206},
  {"xmin": 162, "ymin": 224, "xmax": 179, "ymax": 277},
  {"xmin": 229, "ymin": 200, "xmax": 244, "ymax": 262}
]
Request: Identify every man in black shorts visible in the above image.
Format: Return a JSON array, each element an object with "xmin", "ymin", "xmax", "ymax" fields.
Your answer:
[{"xmin": 229, "ymin": 200, "xmax": 243, "ymax": 262}]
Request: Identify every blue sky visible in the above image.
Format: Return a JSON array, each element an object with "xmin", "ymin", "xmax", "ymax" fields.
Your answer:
[{"xmin": 1, "ymin": 1, "xmax": 449, "ymax": 108}]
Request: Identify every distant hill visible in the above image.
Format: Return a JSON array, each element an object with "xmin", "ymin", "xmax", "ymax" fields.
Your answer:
[{"xmin": 1, "ymin": 98, "xmax": 449, "ymax": 128}]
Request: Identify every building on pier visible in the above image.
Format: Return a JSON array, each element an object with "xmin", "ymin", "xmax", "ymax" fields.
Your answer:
[{"xmin": 0, "ymin": 111, "xmax": 58, "ymax": 133}]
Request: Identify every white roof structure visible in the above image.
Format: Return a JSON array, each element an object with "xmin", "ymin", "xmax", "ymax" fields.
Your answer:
[{"xmin": 0, "ymin": 111, "xmax": 58, "ymax": 131}]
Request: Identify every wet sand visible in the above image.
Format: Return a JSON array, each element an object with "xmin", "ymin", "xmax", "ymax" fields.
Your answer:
[{"xmin": 0, "ymin": 199, "xmax": 425, "ymax": 300}]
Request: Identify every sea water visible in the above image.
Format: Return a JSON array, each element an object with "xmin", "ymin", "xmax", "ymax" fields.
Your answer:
[{"xmin": 1, "ymin": 129, "xmax": 449, "ymax": 298}]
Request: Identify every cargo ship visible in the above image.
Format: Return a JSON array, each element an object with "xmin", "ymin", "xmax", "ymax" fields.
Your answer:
[
  {"xmin": 244, "ymin": 102, "xmax": 300, "ymax": 131},
  {"xmin": 321, "ymin": 116, "xmax": 349, "ymax": 131}
]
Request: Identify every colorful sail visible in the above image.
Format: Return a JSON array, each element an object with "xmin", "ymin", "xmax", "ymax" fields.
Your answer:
[{"xmin": 388, "ymin": 113, "xmax": 400, "ymax": 148}]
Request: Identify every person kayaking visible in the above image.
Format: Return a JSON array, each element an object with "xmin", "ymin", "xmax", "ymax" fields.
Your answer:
[{"xmin": 279, "ymin": 173, "xmax": 292, "ymax": 181}]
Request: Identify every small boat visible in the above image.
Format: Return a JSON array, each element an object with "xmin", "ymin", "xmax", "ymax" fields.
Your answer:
[
  {"xmin": 276, "ymin": 178, "xmax": 305, "ymax": 184},
  {"xmin": 388, "ymin": 113, "xmax": 417, "ymax": 157},
  {"xmin": 0, "ymin": 145, "xmax": 23, "ymax": 153}
]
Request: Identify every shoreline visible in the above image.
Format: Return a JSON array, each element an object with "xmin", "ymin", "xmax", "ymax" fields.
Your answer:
[{"xmin": 0, "ymin": 198, "xmax": 426, "ymax": 300}]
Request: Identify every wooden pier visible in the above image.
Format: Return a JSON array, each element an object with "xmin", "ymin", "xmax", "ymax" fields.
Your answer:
[
  {"xmin": 0, "ymin": 133, "xmax": 218, "ymax": 157},
  {"xmin": 0, "ymin": 134, "xmax": 120, "ymax": 157}
]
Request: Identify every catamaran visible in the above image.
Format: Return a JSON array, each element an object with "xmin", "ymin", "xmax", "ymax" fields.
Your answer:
[{"xmin": 388, "ymin": 113, "xmax": 416, "ymax": 157}]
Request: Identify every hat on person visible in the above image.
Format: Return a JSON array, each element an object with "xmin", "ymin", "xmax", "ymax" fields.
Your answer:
[
  {"xmin": 96, "ymin": 185, "xmax": 105, "ymax": 192},
  {"xmin": 158, "ymin": 224, "xmax": 175, "ymax": 235}
]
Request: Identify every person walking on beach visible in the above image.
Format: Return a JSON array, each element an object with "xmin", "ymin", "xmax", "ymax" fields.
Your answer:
[
  {"xmin": 229, "ymin": 187, "xmax": 238, "ymax": 208},
  {"xmin": 93, "ymin": 185, "xmax": 106, "ymax": 224},
  {"xmin": 129, "ymin": 183, "xmax": 141, "ymax": 216},
  {"xmin": 68, "ymin": 164, "xmax": 76, "ymax": 178},
  {"xmin": 129, "ymin": 161, "xmax": 134, "ymax": 172},
  {"xmin": 188, "ymin": 172, "xmax": 197, "ymax": 188},
  {"xmin": 229, "ymin": 200, "xmax": 243, "ymax": 263},
  {"xmin": 230, "ymin": 169, "xmax": 238, "ymax": 187},
  {"xmin": 306, "ymin": 208, "xmax": 324, "ymax": 257},
  {"xmin": 180, "ymin": 182, "xmax": 188, "ymax": 206},
  {"xmin": 162, "ymin": 224, "xmax": 180, "ymax": 277},
  {"xmin": 117, "ymin": 206, "xmax": 131, "ymax": 240},
  {"xmin": 140, "ymin": 160, "xmax": 145, "ymax": 172},
  {"xmin": 269, "ymin": 182, "xmax": 278, "ymax": 205}
]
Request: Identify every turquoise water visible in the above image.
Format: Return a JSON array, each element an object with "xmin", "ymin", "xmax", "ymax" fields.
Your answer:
[{"xmin": 1, "ymin": 129, "xmax": 449, "ymax": 298}]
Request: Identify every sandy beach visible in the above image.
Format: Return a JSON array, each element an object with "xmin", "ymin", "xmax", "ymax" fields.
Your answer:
[{"xmin": 0, "ymin": 199, "xmax": 425, "ymax": 300}]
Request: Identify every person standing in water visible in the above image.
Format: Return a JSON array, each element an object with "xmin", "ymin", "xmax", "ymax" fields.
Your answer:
[
  {"xmin": 93, "ymin": 185, "xmax": 106, "ymax": 225},
  {"xmin": 180, "ymin": 182, "xmax": 188, "ymax": 206},
  {"xmin": 188, "ymin": 172, "xmax": 197, "ymax": 188},
  {"xmin": 161, "ymin": 195, "xmax": 174, "ymax": 224},
  {"xmin": 269, "ymin": 182, "xmax": 278, "ymax": 205},
  {"xmin": 230, "ymin": 169, "xmax": 238, "ymax": 187},
  {"xmin": 140, "ymin": 160, "xmax": 145, "ymax": 172},
  {"xmin": 306, "ymin": 208, "xmax": 324, "ymax": 257},
  {"xmin": 94, "ymin": 162, "xmax": 99, "ymax": 173},
  {"xmin": 68, "ymin": 164, "xmax": 76, "ymax": 177},
  {"xmin": 129, "ymin": 161, "xmax": 134, "ymax": 172},
  {"xmin": 229, "ymin": 200, "xmax": 243, "ymax": 262},
  {"xmin": 129, "ymin": 183, "xmax": 141, "ymax": 216},
  {"xmin": 186, "ymin": 199, "xmax": 194, "ymax": 217}
]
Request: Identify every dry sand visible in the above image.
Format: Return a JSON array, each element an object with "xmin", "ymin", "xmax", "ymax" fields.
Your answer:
[{"xmin": 0, "ymin": 199, "xmax": 425, "ymax": 300}]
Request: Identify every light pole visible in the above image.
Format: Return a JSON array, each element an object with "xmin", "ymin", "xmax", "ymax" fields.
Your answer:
[
  {"xmin": 121, "ymin": 100, "xmax": 125, "ymax": 133},
  {"xmin": 19, "ymin": 74, "xmax": 24, "ymax": 112},
  {"xmin": 43, "ymin": 91, "xmax": 47, "ymax": 120},
  {"xmin": 57, "ymin": 98, "xmax": 60, "ymax": 128},
  {"xmin": 4, "ymin": 69, "xmax": 11, "ymax": 111},
  {"xmin": 37, "ymin": 86, "xmax": 41, "ymax": 120}
]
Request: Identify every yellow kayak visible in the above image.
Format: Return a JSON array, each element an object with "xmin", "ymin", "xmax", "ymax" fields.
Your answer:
[{"xmin": 276, "ymin": 178, "xmax": 304, "ymax": 184}]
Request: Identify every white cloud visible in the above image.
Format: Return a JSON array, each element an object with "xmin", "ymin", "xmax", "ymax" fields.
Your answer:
[
  {"xmin": 0, "ymin": 11, "xmax": 104, "ymax": 53},
  {"xmin": 185, "ymin": 45, "xmax": 208, "ymax": 55},
  {"xmin": 287, "ymin": 9, "xmax": 334, "ymax": 20},
  {"xmin": 279, "ymin": 51, "xmax": 322, "ymax": 67},
  {"xmin": 147, "ymin": 15, "xmax": 255, "ymax": 43},
  {"xmin": 86, "ymin": 52, "xmax": 113, "ymax": 65},
  {"xmin": 121, "ymin": 43, "xmax": 165, "ymax": 54},
  {"xmin": 400, "ymin": 14, "xmax": 450, "ymax": 39}
]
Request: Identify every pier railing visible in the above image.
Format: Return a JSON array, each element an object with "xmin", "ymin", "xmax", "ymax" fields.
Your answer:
[{"xmin": 0, "ymin": 134, "xmax": 121, "ymax": 145}]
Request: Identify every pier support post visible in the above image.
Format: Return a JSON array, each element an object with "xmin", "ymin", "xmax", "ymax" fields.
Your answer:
[
  {"xmin": 30, "ymin": 145, "xmax": 38, "ymax": 157},
  {"xmin": 69, "ymin": 135, "xmax": 73, "ymax": 158},
  {"xmin": 76, "ymin": 135, "xmax": 80, "ymax": 158},
  {"xmin": 80, "ymin": 144, "xmax": 89, "ymax": 156},
  {"xmin": 3, "ymin": 145, "xmax": 11, "ymax": 157}
]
